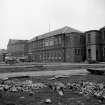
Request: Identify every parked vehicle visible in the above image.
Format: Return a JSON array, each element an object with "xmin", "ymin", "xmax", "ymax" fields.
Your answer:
[{"xmin": 5, "ymin": 56, "xmax": 18, "ymax": 64}]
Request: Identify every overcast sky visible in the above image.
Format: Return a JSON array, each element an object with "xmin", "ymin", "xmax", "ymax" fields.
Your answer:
[{"xmin": 0, "ymin": 0, "xmax": 105, "ymax": 49}]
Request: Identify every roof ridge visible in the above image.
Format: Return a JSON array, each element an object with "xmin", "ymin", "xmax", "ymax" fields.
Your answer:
[
  {"xmin": 29, "ymin": 26, "xmax": 82, "ymax": 42},
  {"xmin": 62, "ymin": 26, "xmax": 70, "ymax": 33}
]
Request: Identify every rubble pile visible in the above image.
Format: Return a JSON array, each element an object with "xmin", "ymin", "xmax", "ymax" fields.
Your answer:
[
  {"xmin": 67, "ymin": 81, "xmax": 105, "ymax": 101},
  {"xmin": 47, "ymin": 80, "xmax": 105, "ymax": 102},
  {"xmin": 1, "ymin": 78, "xmax": 105, "ymax": 103},
  {"xmin": 0, "ymin": 79, "xmax": 46, "ymax": 93}
]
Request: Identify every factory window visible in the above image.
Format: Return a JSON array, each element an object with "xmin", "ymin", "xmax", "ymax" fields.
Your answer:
[
  {"xmin": 54, "ymin": 38, "xmax": 58, "ymax": 45},
  {"xmin": 43, "ymin": 40, "xmax": 45, "ymax": 47},
  {"xmin": 49, "ymin": 39, "xmax": 54, "ymax": 46},
  {"xmin": 48, "ymin": 52, "xmax": 51, "ymax": 59},
  {"xmin": 37, "ymin": 41, "xmax": 39, "ymax": 48},
  {"xmin": 80, "ymin": 36, "xmax": 84, "ymax": 44},
  {"xmin": 103, "ymin": 31, "xmax": 105, "ymax": 39},
  {"xmin": 96, "ymin": 50, "xmax": 99, "ymax": 59},
  {"xmin": 58, "ymin": 36, "xmax": 62, "ymax": 44},
  {"xmin": 74, "ymin": 48, "xmax": 81, "ymax": 55},
  {"xmin": 88, "ymin": 49, "xmax": 91, "ymax": 58},
  {"xmin": 80, "ymin": 36, "xmax": 82, "ymax": 44},
  {"xmin": 45, "ymin": 40, "xmax": 49, "ymax": 46},
  {"xmin": 87, "ymin": 33, "xmax": 91, "ymax": 43},
  {"xmin": 38, "ymin": 41, "xmax": 40, "ymax": 48},
  {"xmin": 32, "ymin": 42, "xmax": 34, "ymax": 48},
  {"xmin": 39, "ymin": 41, "xmax": 42, "ymax": 48},
  {"xmin": 78, "ymin": 49, "xmax": 81, "ymax": 55},
  {"xmin": 103, "ymin": 48, "xmax": 105, "ymax": 56},
  {"xmin": 39, "ymin": 40, "xmax": 42, "ymax": 48},
  {"xmin": 69, "ymin": 36, "xmax": 71, "ymax": 41},
  {"xmin": 43, "ymin": 53, "xmax": 45, "ymax": 60}
]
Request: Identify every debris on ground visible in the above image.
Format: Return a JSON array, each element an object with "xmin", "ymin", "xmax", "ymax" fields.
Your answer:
[
  {"xmin": 44, "ymin": 98, "xmax": 52, "ymax": 104},
  {"xmin": 1, "ymin": 75, "xmax": 105, "ymax": 105}
]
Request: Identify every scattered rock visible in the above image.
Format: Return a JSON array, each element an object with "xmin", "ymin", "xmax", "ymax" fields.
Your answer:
[
  {"xmin": 44, "ymin": 98, "xmax": 52, "ymax": 104},
  {"xmin": 77, "ymin": 101, "xmax": 85, "ymax": 105},
  {"xmin": 20, "ymin": 96, "xmax": 25, "ymax": 99}
]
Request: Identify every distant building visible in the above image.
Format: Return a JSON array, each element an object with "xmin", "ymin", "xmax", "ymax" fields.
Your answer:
[
  {"xmin": 0, "ymin": 49, "xmax": 7, "ymax": 62},
  {"xmin": 7, "ymin": 39, "xmax": 28, "ymax": 58},
  {"xmin": 28, "ymin": 26, "xmax": 86, "ymax": 62}
]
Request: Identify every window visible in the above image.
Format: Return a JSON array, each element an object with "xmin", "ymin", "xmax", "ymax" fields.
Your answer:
[
  {"xmin": 45, "ymin": 40, "xmax": 49, "ymax": 46},
  {"xmin": 48, "ymin": 52, "xmax": 51, "ymax": 59},
  {"xmin": 88, "ymin": 49, "xmax": 91, "ymax": 58},
  {"xmin": 103, "ymin": 48, "xmax": 105, "ymax": 56},
  {"xmin": 33, "ymin": 42, "xmax": 35, "ymax": 48},
  {"xmin": 49, "ymin": 39, "xmax": 54, "ymax": 46},
  {"xmin": 80, "ymin": 36, "xmax": 84, "ymax": 44},
  {"xmin": 38, "ymin": 41, "xmax": 40, "ymax": 48},
  {"xmin": 51, "ymin": 52, "xmax": 54, "ymax": 60},
  {"xmin": 39, "ymin": 40, "xmax": 43, "ymax": 48},
  {"xmin": 87, "ymin": 33, "xmax": 91, "ymax": 43},
  {"xmin": 96, "ymin": 50, "xmax": 99, "ymax": 59},
  {"xmin": 78, "ymin": 49, "xmax": 81, "ymax": 55},
  {"xmin": 43, "ymin": 53, "xmax": 45, "ymax": 60},
  {"xmin": 44, "ymin": 38, "xmax": 55, "ymax": 47},
  {"xmin": 36, "ymin": 41, "xmax": 38, "ymax": 48},
  {"xmin": 54, "ymin": 38, "xmax": 58, "ymax": 45},
  {"xmin": 46, "ymin": 52, "xmax": 49, "ymax": 60},
  {"xmin": 74, "ymin": 49, "xmax": 77, "ymax": 55},
  {"xmin": 103, "ymin": 31, "xmax": 105, "ymax": 39},
  {"xmin": 58, "ymin": 36, "xmax": 62, "ymax": 44},
  {"xmin": 43, "ymin": 40, "xmax": 45, "ymax": 47},
  {"xmin": 74, "ymin": 48, "xmax": 81, "ymax": 55}
]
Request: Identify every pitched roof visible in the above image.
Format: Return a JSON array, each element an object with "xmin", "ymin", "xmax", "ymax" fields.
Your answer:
[
  {"xmin": 85, "ymin": 30, "xmax": 99, "ymax": 33},
  {"xmin": 29, "ymin": 26, "xmax": 82, "ymax": 42},
  {"xmin": 100, "ymin": 26, "xmax": 105, "ymax": 30},
  {"xmin": 102, "ymin": 26, "xmax": 105, "ymax": 28}
]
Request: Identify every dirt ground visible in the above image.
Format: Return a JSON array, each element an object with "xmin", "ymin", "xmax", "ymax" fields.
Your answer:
[
  {"xmin": 1, "ymin": 73, "xmax": 105, "ymax": 105},
  {"xmin": 0, "ymin": 62, "xmax": 105, "ymax": 73}
]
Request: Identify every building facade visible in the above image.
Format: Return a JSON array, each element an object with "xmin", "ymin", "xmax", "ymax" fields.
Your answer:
[
  {"xmin": 85, "ymin": 27, "xmax": 105, "ymax": 62},
  {"xmin": 100, "ymin": 27, "xmax": 105, "ymax": 61},
  {"xmin": 0, "ymin": 49, "xmax": 7, "ymax": 62},
  {"xmin": 7, "ymin": 39, "xmax": 28, "ymax": 58},
  {"xmin": 7, "ymin": 26, "xmax": 105, "ymax": 63},
  {"xmin": 28, "ymin": 26, "xmax": 86, "ymax": 62},
  {"xmin": 85, "ymin": 30, "xmax": 101, "ymax": 62}
]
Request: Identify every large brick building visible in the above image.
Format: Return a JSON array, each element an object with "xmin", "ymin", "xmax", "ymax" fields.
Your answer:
[
  {"xmin": 28, "ymin": 26, "xmax": 85, "ymax": 62},
  {"xmin": 7, "ymin": 39, "xmax": 28, "ymax": 58},
  {"xmin": 7, "ymin": 26, "xmax": 105, "ymax": 63},
  {"xmin": 100, "ymin": 27, "xmax": 105, "ymax": 61},
  {"xmin": 85, "ymin": 26, "xmax": 105, "ymax": 62},
  {"xmin": 85, "ymin": 30, "xmax": 101, "ymax": 62}
]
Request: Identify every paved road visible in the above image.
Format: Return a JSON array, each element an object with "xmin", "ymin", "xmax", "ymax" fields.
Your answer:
[
  {"xmin": 0, "ymin": 69, "xmax": 88, "ymax": 79},
  {"xmin": 0, "ymin": 62, "xmax": 105, "ymax": 67},
  {"xmin": 0, "ymin": 62, "xmax": 105, "ymax": 69}
]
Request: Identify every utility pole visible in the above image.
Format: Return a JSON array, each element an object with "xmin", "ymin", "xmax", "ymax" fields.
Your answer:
[{"xmin": 49, "ymin": 24, "xmax": 50, "ymax": 32}]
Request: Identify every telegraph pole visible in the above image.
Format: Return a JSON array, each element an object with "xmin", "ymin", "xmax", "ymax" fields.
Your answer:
[{"xmin": 49, "ymin": 24, "xmax": 50, "ymax": 32}]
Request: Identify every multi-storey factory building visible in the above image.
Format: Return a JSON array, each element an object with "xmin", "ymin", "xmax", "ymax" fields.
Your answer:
[
  {"xmin": 28, "ymin": 26, "xmax": 85, "ymax": 62},
  {"xmin": 7, "ymin": 26, "xmax": 105, "ymax": 63},
  {"xmin": 7, "ymin": 39, "xmax": 28, "ymax": 58}
]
